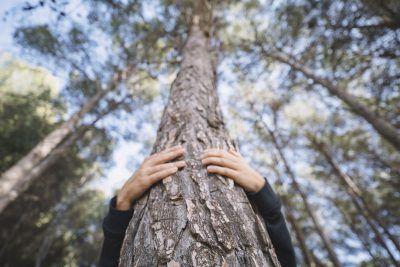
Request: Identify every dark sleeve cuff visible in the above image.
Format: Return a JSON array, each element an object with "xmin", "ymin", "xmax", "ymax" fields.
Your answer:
[
  {"xmin": 103, "ymin": 196, "xmax": 134, "ymax": 234},
  {"xmin": 246, "ymin": 176, "xmax": 282, "ymax": 218}
]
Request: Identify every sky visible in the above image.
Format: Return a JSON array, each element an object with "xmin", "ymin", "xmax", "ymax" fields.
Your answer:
[
  {"xmin": 1, "ymin": 2, "xmax": 392, "ymax": 264},
  {"xmin": 0, "ymin": 0, "xmax": 136, "ymax": 197},
  {"xmin": 0, "ymin": 0, "xmax": 344, "ymax": 230},
  {"xmin": 0, "ymin": 0, "xmax": 236, "ymax": 198}
]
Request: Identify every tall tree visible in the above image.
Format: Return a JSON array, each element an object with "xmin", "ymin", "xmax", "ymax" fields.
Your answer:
[
  {"xmin": 0, "ymin": 58, "xmax": 112, "ymax": 266},
  {"xmin": 307, "ymin": 135, "xmax": 400, "ymax": 266},
  {"xmin": 0, "ymin": 0, "xmax": 168, "ymax": 212},
  {"xmin": 231, "ymin": 0, "xmax": 400, "ymax": 151},
  {"xmin": 118, "ymin": 3, "xmax": 280, "ymax": 266},
  {"xmin": 216, "ymin": 0, "xmax": 399, "ymax": 264},
  {"xmin": 308, "ymin": 135, "xmax": 400, "ymax": 249},
  {"xmin": 258, "ymin": 49, "xmax": 400, "ymax": 151},
  {"xmin": 333, "ymin": 198, "xmax": 380, "ymax": 265},
  {"xmin": 254, "ymin": 119, "xmax": 341, "ymax": 267},
  {"xmin": 0, "ymin": 75, "xmax": 118, "ymax": 213}
]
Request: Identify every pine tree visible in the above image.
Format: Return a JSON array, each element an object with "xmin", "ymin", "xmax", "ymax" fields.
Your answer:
[{"xmin": 118, "ymin": 3, "xmax": 280, "ymax": 266}]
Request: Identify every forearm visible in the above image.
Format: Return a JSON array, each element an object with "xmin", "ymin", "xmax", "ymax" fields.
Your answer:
[
  {"xmin": 99, "ymin": 196, "xmax": 134, "ymax": 267},
  {"xmin": 264, "ymin": 210, "xmax": 296, "ymax": 267},
  {"xmin": 99, "ymin": 177, "xmax": 295, "ymax": 266},
  {"xmin": 246, "ymin": 177, "xmax": 297, "ymax": 267}
]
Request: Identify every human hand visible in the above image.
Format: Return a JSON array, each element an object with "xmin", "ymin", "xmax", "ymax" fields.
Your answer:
[
  {"xmin": 116, "ymin": 145, "xmax": 186, "ymax": 210},
  {"xmin": 200, "ymin": 148, "xmax": 266, "ymax": 193}
]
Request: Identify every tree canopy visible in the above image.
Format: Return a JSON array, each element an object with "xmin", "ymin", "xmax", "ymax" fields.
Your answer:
[{"xmin": 0, "ymin": 0, "xmax": 399, "ymax": 265}]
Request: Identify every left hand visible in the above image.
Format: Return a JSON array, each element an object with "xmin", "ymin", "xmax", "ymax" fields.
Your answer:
[{"xmin": 201, "ymin": 148, "xmax": 266, "ymax": 193}]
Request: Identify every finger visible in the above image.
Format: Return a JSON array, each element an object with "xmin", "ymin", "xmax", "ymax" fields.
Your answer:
[
  {"xmin": 201, "ymin": 156, "xmax": 239, "ymax": 170},
  {"xmin": 148, "ymin": 147, "xmax": 185, "ymax": 166},
  {"xmin": 148, "ymin": 161, "xmax": 186, "ymax": 175},
  {"xmin": 229, "ymin": 148, "xmax": 241, "ymax": 157},
  {"xmin": 206, "ymin": 165, "xmax": 238, "ymax": 179},
  {"xmin": 201, "ymin": 148, "xmax": 238, "ymax": 162},
  {"xmin": 148, "ymin": 145, "xmax": 183, "ymax": 160},
  {"xmin": 149, "ymin": 166, "xmax": 178, "ymax": 184},
  {"xmin": 146, "ymin": 147, "xmax": 185, "ymax": 166}
]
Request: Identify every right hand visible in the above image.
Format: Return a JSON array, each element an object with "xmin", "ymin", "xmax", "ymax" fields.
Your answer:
[
  {"xmin": 201, "ymin": 148, "xmax": 266, "ymax": 193},
  {"xmin": 116, "ymin": 145, "xmax": 186, "ymax": 210}
]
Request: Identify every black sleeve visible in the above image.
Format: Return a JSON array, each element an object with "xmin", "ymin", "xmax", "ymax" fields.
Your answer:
[
  {"xmin": 246, "ymin": 176, "xmax": 297, "ymax": 267},
  {"xmin": 98, "ymin": 179, "xmax": 296, "ymax": 267},
  {"xmin": 98, "ymin": 196, "xmax": 134, "ymax": 267}
]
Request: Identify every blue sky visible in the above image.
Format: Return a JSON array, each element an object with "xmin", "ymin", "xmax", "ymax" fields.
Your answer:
[
  {"xmin": 0, "ymin": 0, "xmax": 235, "ymax": 198},
  {"xmin": 2, "ymin": 2, "xmax": 393, "ymax": 263},
  {"xmin": 0, "ymin": 0, "xmax": 137, "ymax": 197}
]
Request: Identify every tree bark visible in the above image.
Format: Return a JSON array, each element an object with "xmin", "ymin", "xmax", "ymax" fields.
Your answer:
[
  {"xmin": 257, "ymin": 120, "xmax": 342, "ymax": 267},
  {"xmin": 118, "ymin": 15, "xmax": 281, "ymax": 267},
  {"xmin": 260, "ymin": 49, "xmax": 400, "ymax": 151},
  {"xmin": 0, "ymin": 75, "xmax": 123, "ymax": 213}
]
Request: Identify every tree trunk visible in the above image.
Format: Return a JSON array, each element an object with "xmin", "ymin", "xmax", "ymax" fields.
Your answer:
[
  {"xmin": 257, "ymin": 121, "xmax": 342, "ymax": 267},
  {"xmin": 0, "ymin": 77, "xmax": 122, "ymax": 213},
  {"xmin": 118, "ymin": 15, "xmax": 281, "ymax": 267},
  {"xmin": 260, "ymin": 49, "xmax": 400, "ymax": 151}
]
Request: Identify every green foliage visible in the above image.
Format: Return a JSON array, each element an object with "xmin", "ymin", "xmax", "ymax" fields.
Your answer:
[
  {"xmin": 223, "ymin": 0, "xmax": 400, "ymax": 264},
  {"xmin": 1, "ymin": 0, "xmax": 399, "ymax": 265},
  {"xmin": 0, "ymin": 90, "xmax": 56, "ymax": 170},
  {"xmin": 14, "ymin": 25, "xmax": 61, "ymax": 56},
  {"xmin": 0, "ymin": 55, "xmax": 111, "ymax": 266},
  {"xmin": 0, "ymin": 54, "xmax": 63, "ymax": 170}
]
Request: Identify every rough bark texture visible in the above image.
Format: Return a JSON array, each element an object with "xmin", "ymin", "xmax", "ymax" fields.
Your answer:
[
  {"xmin": 118, "ymin": 21, "xmax": 280, "ymax": 267},
  {"xmin": 261, "ymin": 50, "xmax": 400, "ymax": 151}
]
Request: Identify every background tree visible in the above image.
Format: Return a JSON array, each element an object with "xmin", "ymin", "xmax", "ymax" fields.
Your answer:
[
  {"xmin": 0, "ymin": 0, "xmax": 399, "ymax": 266},
  {"xmin": 0, "ymin": 55, "xmax": 111, "ymax": 266}
]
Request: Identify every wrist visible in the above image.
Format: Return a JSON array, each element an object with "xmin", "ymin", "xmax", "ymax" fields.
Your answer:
[
  {"xmin": 248, "ymin": 173, "xmax": 266, "ymax": 193},
  {"xmin": 116, "ymin": 191, "xmax": 132, "ymax": 210}
]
